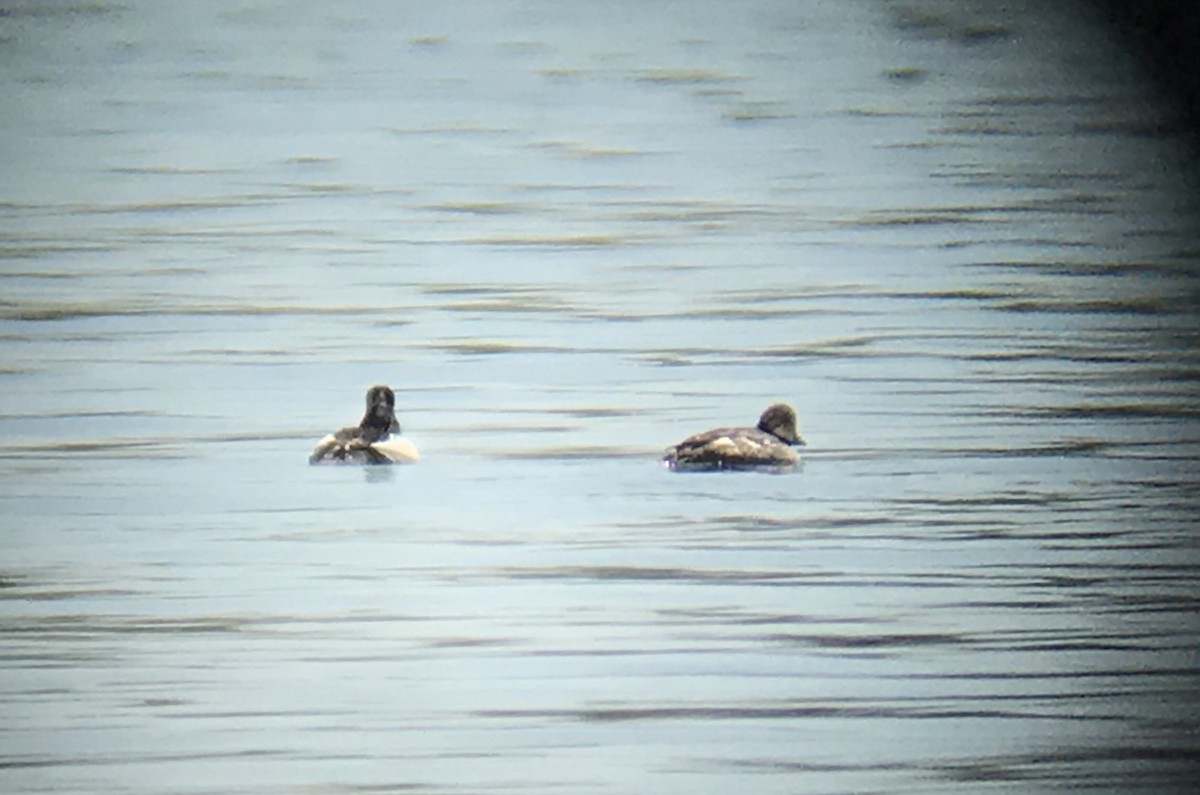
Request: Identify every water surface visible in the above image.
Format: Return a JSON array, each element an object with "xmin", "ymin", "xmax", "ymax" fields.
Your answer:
[{"xmin": 2, "ymin": 1, "xmax": 1199, "ymax": 793}]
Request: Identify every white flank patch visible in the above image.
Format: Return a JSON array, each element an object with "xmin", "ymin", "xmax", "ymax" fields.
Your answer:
[{"xmin": 371, "ymin": 437, "xmax": 420, "ymax": 463}]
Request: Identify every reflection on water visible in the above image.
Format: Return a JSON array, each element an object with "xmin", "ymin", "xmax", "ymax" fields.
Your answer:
[{"xmin": 2, "ymin": 0, "xmax": 1199, "ymax": 793}]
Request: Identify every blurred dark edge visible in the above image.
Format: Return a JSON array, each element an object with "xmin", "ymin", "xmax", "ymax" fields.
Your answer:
[
  {"xmin": 1093, "ymin": 0, "xmax": 1200, "ymax": 128},
  {"xmin": 1097, "ymin": 6, "xmax": 1200, "ymax": 788}
]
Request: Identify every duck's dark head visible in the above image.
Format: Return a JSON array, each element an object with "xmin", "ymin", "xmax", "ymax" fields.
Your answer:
[
  {"xmin": 360, "ymin": 384, "xmax": 401, "ymax": 438},
  {"xmin": 757, "ymin": 403, "xmax": 804, "ymax": 446}
]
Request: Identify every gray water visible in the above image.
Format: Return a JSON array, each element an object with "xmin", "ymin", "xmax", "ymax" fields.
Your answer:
[{"xmin": 2, "ymin": 1, "xmax": 1200, "ymax": 793}]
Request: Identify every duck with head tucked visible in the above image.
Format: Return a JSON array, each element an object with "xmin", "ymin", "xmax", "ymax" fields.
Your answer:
[
  {"xmin": 663, "ymin": 403, "xmax": 804, "ymax": 471},
  {"xmin": 309, "ymin": 385, "xmax": 420, "ymax": 465}
]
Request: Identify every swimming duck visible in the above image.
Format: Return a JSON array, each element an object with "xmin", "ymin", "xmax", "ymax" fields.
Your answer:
[
  {"xmin": 309, "ymin": 385, "xmax": 420, "ymax": 465},
  {"xmin": 663, "ymin": 403, "xmax": 804, "ymax": 470}
]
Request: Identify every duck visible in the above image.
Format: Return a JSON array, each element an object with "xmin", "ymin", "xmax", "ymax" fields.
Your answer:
[
  {"xmin": 309, "ymin": 385, "xmax": 420, "ymax": 465},
  {"xmin": 663, "ymin": 403, "xmax": 804, "ymax": 471}
]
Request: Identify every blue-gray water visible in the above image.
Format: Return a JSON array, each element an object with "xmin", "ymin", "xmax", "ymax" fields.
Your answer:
[{"xmin": 2, "ymin": 1, "xmax": 1200, "ymax": 793}]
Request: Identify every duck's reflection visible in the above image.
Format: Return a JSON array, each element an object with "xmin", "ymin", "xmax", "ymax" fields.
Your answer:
[{"xmin": 364, "ymin": 465, "xmax": 396, "ymax": 484}]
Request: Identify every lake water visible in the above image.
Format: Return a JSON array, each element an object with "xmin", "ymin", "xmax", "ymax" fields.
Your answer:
[{"xmin": 2, "ymin": 1, "xmax": 1199, "ymax": 793}]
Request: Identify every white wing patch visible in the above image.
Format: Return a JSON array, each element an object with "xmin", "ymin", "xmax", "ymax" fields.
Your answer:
[{"xmin": 708, "ymin": 436, "xmax": 739, "ymax": 454}]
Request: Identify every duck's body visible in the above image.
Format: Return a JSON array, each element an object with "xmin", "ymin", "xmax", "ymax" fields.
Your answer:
[
  {"xmin": 309, "ymin": 428, "xmax": 420, "ymax": 465},
  {"xmin": 664, "ymin": 403, "xmax": 803, "ymax": 471},
  {"xmin": 309, "ymin": 385, "xmax": 419, "ymax": 465}
]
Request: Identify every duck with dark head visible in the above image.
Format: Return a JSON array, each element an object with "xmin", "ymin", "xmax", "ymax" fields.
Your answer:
[
  {"xmin": 309, "ymin": 385, "xmax": 420, "ymax": 465},
  {"xmin": 663, "ymin": 402, "xmax": 804, "ymax": 471}
]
